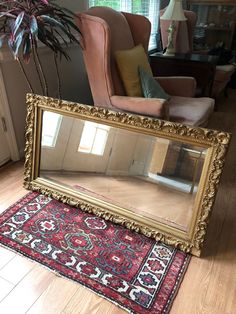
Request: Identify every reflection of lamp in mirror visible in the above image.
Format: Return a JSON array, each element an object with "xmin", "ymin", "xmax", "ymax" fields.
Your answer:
[{"xmin": 160, "ymin": 0, "xmax": 187, "ymax": 56}]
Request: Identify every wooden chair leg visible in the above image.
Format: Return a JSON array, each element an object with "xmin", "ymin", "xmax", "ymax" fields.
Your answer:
[{"xmin": 224, "ymin": 84, "xmax": 229, "ymax": 98}]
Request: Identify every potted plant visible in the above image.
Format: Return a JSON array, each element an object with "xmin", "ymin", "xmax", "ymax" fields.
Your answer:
[{"xmin": 0, "ymin": 0, "xmax": 81, "ymax": 97}]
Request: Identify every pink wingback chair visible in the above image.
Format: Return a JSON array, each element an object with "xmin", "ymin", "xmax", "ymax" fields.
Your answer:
[
  {"xmin": 160, "ymin": 8, "xmax": 236, "ymax": 99},
  {"xmin": 76, "ymin": 6, "xmax": 214, "ymax": 126}
]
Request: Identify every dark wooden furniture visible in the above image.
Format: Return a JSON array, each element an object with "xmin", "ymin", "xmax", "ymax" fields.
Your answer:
[
  {"xmin": 149, "ymin": 52, "xmax": 219, "ymax": 96},
  {"xmin": 187, "ymin": 1, "xmax": 236, "ymax": 51}
]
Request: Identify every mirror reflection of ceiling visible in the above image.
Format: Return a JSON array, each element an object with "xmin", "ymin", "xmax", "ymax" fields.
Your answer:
[{"xmin": 40, "ymin": 111, "xmax": 207, "ymax": 233}]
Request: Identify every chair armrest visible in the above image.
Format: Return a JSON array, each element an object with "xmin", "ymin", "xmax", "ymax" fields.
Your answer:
[
  {"xmin": 155, "ymin": 76, "xmax": 197, "ymax": 97},
  {"xmin": 110, "ymin": 95, "xmax": 169, "ymax": 120}
]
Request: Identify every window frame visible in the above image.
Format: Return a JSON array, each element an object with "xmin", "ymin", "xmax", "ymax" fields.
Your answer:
[{"xmin": 88, "ymin": 0, "xmax": 160, "ymax": 51}]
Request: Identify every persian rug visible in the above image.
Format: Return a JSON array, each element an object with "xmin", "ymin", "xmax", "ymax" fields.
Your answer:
[{"xmin": 0, "ymin": 192, "xmax": 190, "ymax": 313}]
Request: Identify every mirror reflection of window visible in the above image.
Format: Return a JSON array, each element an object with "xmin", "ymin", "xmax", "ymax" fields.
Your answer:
[
  {"xmin": 41, "ymin": 112, "xmax": 62, "ymax": 147},
  {"xmin": 78, "ymin": 121, "xmax": 110, "ymax": 156}
]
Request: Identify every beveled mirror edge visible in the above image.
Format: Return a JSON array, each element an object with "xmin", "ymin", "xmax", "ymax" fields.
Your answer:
[{"xmin": 23, "ymin": 94, "xmax": 231, "ymax": 257}]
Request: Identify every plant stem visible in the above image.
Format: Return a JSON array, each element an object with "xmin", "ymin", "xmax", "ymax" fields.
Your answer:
[
  {"xmin": 17, "ymin": 58, "xmax": 34, "ymax": 93},
  {"xmin": 50, "ymin": 27, "xmax": 61, "ymax": 98},
  {"xmin": 35, "ymin": 48, "xmax": 48, "ymax": 96},
  {"xmin": 53, "ymin": 52, "xmax": 61, "ymax": 99},
  {"xmin": 32, "ymin": 39, "xmax": 48, "ymax": 96},
  {"xmin": 32, "ymin": 42, "xmax": 44, "ymax": 95}
]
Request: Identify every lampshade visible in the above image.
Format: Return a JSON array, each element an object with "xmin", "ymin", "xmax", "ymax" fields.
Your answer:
[{"xmin": 160, "ymin": 0, "xmax": 187, "ymax": 21}]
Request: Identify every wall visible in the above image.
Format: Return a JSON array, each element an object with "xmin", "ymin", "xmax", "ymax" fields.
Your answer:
[
  {"xmin": 0, "ymin": 0, "xmax": 93, "ymax": 157},
  {"xmin": 56, "ymin": 0, "xmax": 88, "ymax": 12},
  {"xmin": 1, "ymin": 44, "xmax": 93, "ymax": 157}
]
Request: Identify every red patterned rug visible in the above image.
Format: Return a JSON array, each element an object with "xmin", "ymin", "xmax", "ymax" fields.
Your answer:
[{"xmin": 0, "ymin": 192, "xmax": 190, "ymax": 313}]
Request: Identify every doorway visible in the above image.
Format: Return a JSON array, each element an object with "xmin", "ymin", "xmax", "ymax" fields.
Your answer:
[
  {"xmin": 0, "ymin": 68, "xmax": 20, "ymax": 166},
  {"xmin": 0, "ymin": 116, "xmax": 10, "ymax": 166}
]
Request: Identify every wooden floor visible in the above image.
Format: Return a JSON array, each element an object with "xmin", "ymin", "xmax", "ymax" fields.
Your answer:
[
  {"xmin": 0, "ymin": 90, "xmax": 236, "ymax": 313},
  {"xmin": 42, "ymin": 171, "xmax": 195, "ymax": 231}
]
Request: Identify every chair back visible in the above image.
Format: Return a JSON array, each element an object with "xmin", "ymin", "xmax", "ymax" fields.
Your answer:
[{"xmin": 76, "ymin": 6, "xmax": 151, "ymax": 107}]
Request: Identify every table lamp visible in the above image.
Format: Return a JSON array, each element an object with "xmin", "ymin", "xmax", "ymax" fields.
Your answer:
[{"xmin": 160, "ymin": 0, "xmax": 187, "ymax": 56}]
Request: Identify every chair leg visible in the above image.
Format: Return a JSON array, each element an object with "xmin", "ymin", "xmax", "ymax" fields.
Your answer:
[{"xmin": 224, "ymin": 84, "xmax": 229, "ymax": 98}]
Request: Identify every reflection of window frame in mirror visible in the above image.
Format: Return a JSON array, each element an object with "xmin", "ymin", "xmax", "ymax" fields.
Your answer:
[
  {"xmin": 78, "ymin": 121, "xmax": 110, "ymax": 155},
  {"xmin": 41, "ymin": 111, "xmax": 62, "ymax": 148}
]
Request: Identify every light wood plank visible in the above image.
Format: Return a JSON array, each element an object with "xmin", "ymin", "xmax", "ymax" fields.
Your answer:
[
  {"xmin": 27, "ymin": 276, "xmax": 79, "ymax": 314},
  {"xmin": 0, "ymin": 246, "xmax": 16, "ymax": 270},
  {"xmin": 63, "ymin": 286, "xmax": 124, "ymax": 314},
  {"xmin": 0, "ymin": 254, "xmax": 34, "ymax": 285},
  {"xmin": 0, "ymin": 277, "xmax": 14, "ymax": 302},
  {"xmin": 0, "ymin": 161, "xmax": 27, "ymax": 213},
  {"xmin": 0, "ymin": 266, "xmax": 55, "ymax": 314}
]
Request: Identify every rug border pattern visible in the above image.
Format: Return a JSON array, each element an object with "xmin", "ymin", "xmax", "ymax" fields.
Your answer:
[{"xmin": 0, "ymin": 192, "xmax": 191, "ymax": 313}]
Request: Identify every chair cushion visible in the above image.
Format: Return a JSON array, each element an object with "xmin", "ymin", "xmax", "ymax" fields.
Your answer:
[
  {"xmin": 139, "ymin": 67, "xmax": 170, "ymax": 100},
  {"xmin": 115, "ymin": 44, "xmax": 152, "ymax": 97},
  {"xmin": 212, "ymin": 65, "xmax": 235, "ymax": 97},
  {"xmin": 168, "ymin": 96, "xmax": 215, "ymax": 126}
]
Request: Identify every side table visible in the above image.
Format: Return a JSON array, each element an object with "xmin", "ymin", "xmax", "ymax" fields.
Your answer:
[{"xmin": 149, "ymin": 53, "xmax": 219, "ymax": 97}]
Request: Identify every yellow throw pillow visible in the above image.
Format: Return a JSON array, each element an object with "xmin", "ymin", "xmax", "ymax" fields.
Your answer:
[{"xmin": 115, "ymin": 44, "xmax": 152, "ymax": 97}]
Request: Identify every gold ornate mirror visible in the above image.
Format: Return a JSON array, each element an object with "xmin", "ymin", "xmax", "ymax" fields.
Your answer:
[{"xmin": 24, "ymin": 94, "xmax": 230, "ymax": 256}]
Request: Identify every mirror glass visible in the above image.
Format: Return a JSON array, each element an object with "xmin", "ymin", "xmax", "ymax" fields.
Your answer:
[
  {"xmin": 24, "ymin": 94, "xmax": 231, "ymax": 256},
  {"xmin": 40, "ymin": 111, "xmax": 207, "ymax": 233}
]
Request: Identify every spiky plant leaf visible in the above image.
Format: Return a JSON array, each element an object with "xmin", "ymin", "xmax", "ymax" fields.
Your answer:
[
  {"xmin": 30, "ymin": 16, "xmax": 38, "ymax": 36},
  {"xmin": 14, "ymin": 29, "xmax": 24, "ymax": 57},
  {"xmin": 0, "ymin": 0, "xmax": 81, "ymax": 62},
  {"xmin": 13, "ymin": 11, "xmax": 24, "ymax": 35},
  {"xmin": 22, "ymin": 33, "xmax": 31, "ymax": 63},
  {"xmin": 40, "ymin": 15, "xmax": 65, "ymax": 28}
]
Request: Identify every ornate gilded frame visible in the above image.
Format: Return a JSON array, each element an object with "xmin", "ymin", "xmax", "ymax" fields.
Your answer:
[{"xmin": 24, "ymin": 94, "xmax": 230, "ymax": 256}]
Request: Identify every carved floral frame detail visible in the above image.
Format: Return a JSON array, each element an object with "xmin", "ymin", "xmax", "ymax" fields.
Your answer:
[{"xmin": 24, "ymin": 94, "xmax": 231, "ymax": 256}]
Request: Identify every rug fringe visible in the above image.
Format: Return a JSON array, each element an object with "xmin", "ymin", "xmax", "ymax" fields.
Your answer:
[{"xmin": 164, "ymin": 253, "xmax": 191, "ymax": 313}]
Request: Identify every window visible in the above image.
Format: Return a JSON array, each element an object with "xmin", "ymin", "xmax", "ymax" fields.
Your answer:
[
  {"xmin": 78, "ymin": 121, "xmax": 110, "ymax": 155},
  {"xmin": 41, "ymin": 112, "xmax": 62, "ymax": 147},
  {"xmin": 89, "ymin": 0, "xmax": 160, "ymax": 50}
]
